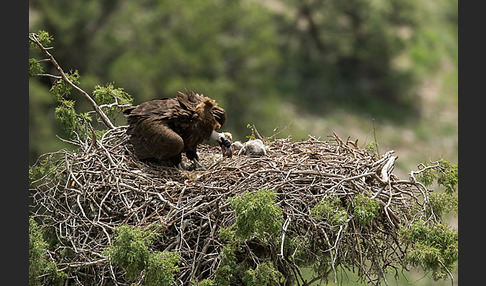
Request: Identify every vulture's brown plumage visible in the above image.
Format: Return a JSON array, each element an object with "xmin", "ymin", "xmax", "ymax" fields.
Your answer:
[{"xmin": 123, "ymin": 90, "xmax": 232, "ymax": 169}]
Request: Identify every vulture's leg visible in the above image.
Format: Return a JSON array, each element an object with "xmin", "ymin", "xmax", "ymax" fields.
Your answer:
[
  {"xmin": 192, "ymin": 159, "xmax": 206, "ymax": 171},
  {"xmin": 186, "ymin": 150, "xmax": 206, "ymax": 171},
  {"xmin": 168, "ymin": 153, "xmax": 183, "ymax": 169}
]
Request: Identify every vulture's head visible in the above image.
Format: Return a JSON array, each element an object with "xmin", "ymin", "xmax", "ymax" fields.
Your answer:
[{"xmin": 212, "ymin": 131, "xmax": 233, "ymax": 158}]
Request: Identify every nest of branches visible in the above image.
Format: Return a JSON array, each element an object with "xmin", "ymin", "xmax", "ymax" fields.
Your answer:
[{"xmin": 30, "ymin": 126, "xmax": 439, "ymax": 285}]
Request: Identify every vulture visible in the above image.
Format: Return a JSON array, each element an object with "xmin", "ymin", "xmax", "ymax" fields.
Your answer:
[{"xmin": 123, "ymin": 90, "xmax": 232, "ymax": 170}]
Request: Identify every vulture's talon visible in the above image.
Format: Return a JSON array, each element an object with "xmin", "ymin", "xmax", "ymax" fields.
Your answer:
[{"xmin": 192, "ymin": 159, "xmax": 207, "ymax": 171}]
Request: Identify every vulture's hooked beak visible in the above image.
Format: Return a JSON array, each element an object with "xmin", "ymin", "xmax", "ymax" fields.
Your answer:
[
  {"xmin": 214, "ymin": 132, "xmax": 233, "ymax": 158},
  {"xmin": 219, "ymin": 135, "xmax": 233, "ymax": 158},
  {"xmin": 221, "ymin": 143, "xmax": 233, "ymax": 158}
]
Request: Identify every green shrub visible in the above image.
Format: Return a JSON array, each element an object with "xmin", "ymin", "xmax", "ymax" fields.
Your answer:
[
  {"xmin": 311, "ymin": 197, "xmax": 348, "ymax": 226},
  {"xmin": 417, "ymin": 160, "xmax": 458, "ymax": 195},
  {"xmin": 215, "ymin": 189, "xmax": 284, "ymax": 285},
  {"xmin": 416, "ymin": 160, "xmax": 458, "ymax": 218},
  {"xmin": 214, "ymin": 244, "xmax": 240, "ymax": 286},
  {"xmin": 228, "ymin": 189, "xmax": 282, "ymax": 242},
  {"xmin": 103, "ymin": 225, "xmax": 153, "ymax": 280},
  {"xmin": 103, "ymin": 224, "xmax": 180, "ymax": 284},
  {"xmin": 192, "ymin": 279, "xmax": 215, "ymax": 286},
  {"xmin": 352, "ymin": 194, "xmax": 380, "ymax": 225},
  {"xmin": 29, "ymin": 217, "xmax": 66, "ymax": 286},
  {"xmin": 400, "ymin": 219, "xmax": 458, "ymax": 280},
  {"xmin": 145, "ymin": 251, "xmax": 181, "ymax": 286},
  {"xmin": 242, "ymin": 262, "xmax": 282, "ymax": 286}
]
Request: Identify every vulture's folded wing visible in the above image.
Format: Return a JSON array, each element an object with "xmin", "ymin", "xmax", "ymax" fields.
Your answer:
[
  {"xmin": 124, "ymin": 98, "xmax": 193, "ymax": 122},
  {"xmin": 126, "ymin": 117, "xmax": 184, "ymax": 160}
]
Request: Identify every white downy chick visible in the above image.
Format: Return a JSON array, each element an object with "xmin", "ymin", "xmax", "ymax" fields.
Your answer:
[{"xmin": 232, "ymin": 139, "xmax": 267, "ymax": 157}]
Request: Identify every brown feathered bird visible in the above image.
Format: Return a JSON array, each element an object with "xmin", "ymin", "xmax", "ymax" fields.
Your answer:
[{"xmin": 123, "ymin": 90, "xmax": 232, "ymax": 170}]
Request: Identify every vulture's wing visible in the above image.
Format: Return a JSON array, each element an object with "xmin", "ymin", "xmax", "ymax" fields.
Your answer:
[
  {"xmin": 124, "ymin": 98, "xmax": 194, "ymax": 160},
  {"xmin": 124, "ymin": 98, "xmax": 193, "ymax": 122},
  {"xmin": 126, "ymin": 116, "xmax": 184, "ymax": 161}
]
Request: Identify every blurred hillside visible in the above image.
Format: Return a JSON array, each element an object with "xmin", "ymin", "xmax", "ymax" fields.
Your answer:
[{"xmin": 29, "ymin": 0, "xmax": 457, "ymax": 180}]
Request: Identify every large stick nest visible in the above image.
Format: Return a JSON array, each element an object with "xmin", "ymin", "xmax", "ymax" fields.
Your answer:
[{"xmin": 30, "ymin": 126, "xmax": 437, "ymax": 285}]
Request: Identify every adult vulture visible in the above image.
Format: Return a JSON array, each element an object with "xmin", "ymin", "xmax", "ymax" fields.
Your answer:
[{"xmin": 123, "ymin": 90, "xmax": 232, "ymax": 170}]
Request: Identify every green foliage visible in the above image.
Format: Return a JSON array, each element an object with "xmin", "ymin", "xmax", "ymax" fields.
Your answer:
[
  {"xmin": 246, "ymin": 124, "xmax": 257, "ymax": 141},
  {"xmin": 215, "ymin": 244, "xmax": 283, "ymax": 286},
  {"xmin": 29, "ymin": 58, "xmax": 43, "ymax": 77},
  {"xmin": 415, "ymin": 160, "xmax": 458, "ymax": 218},
  {"xmin": 29, "ymin": 217, "xmax": 66, "ymax": 286},
  {"xmin": 242, "ymin": 262, "xmax": 282, "ymax": 286},
  {"xmin": 93, "ymin": 82, "xmax": 133, "ymax": 106},
  {"xmin": 429, "ymin": 192, "xmax": 458, "ymax": 218},
  {"xmin": 29, "ymin": 30, "xmax": 51, "ymax": 78},
  {"xmin": 215, "ymin": 189, "xmax": 284, "ymax": 285},
  {"xmin": 92, "ymin": 82, "xmax": 134, "ymax": 122},
  {"xmin": 103, "ymin": 224, "xmax": 180, "ymax": 284},
  {"xmin": 214, "ymin": 244, "xmax": 240, "ymax": 286},
  {"xmin": 400, "ymin": 219, "xmax": 458, "ymax": 280},
  {"xmin": 417, "ymin": 160, "xmax": 458, "ymax": 195},
  {"xmin": 228, "ymin": 189, "xmax": 283, "ymax": 242},
  {"xmin": 103, "ymin": 225, "xmax": 153, "ymax": 281},
  {"xmin": 28, "ymin": 30, "xmax": 52, "ymax": 50},
  {"xmin": 365, "ymin": 140, "xmax": 379, "ymax": 156},
  {"xmin": 54, "ymin": 99, "xmax": 91, "ymax": 134},
  {"xmin": 352, "ymin": 193, "xmax": 380, "ymax": 225},
  {"xmin": 29, "ymin": 154, "xmax": 57, "ymax": 183},
  {"xmin": 436, "ymin": 160, "xmax": 458, "ymax": 195},
  {"xmin": 47, "ymin": 68, "xmax": 98, "ymax": 137},
  {"xmin": 311, "ymin": 197, "xmax": 348, "ymax": 226},
  {"xmin": 145, "ymin": 251, "xmax": 181, "ymax": 286},
  {"xmin": 416, "ymin": 166, "xmax": 435, "ymax": 188},
  {"xmin": 29, "ymin": 217, "xmax": 47, "ymax": 285},
  {"xmin": 192, "ymin": 279, "xmax": 215, "ymax": 286},
  {"xmin": 49, "ymin": 70, "xmax": 80, "ymax": 101},
  {"xmin": 29, "ymin": 31, "xmax": 134, "ymax": 143},
  {"xmin": 218, "ymin": 224, "xmax": 235, "ymax": 242}
]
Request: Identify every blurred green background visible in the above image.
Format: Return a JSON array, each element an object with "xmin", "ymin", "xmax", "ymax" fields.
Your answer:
[{"xmin": 29, "ymin": 0, "xmax": 457, "ymax": 283}]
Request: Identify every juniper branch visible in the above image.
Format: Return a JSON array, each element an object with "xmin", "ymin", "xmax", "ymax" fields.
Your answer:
[{"xmin": 29, "ymin": 32, "xmax": 115, "ymax": 129}]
